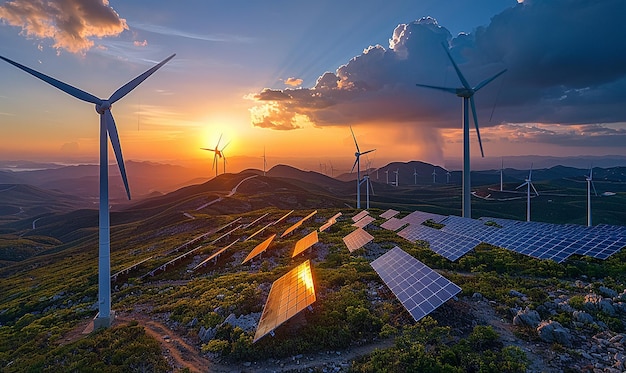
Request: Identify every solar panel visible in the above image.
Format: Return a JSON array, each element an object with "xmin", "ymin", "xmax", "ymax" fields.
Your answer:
[
  {"xmin": 280, "ymin": 210, "xmax": 318, "ymax": 238},
  {"xmin": 242, "ymin": 234, "xmax": 277, "ymax": 264},
  {"xmin": 352, "ymin": 210, "xmax": 370, "ymax": 222},
  {"xmin": 292, "ymin": 231, "xmax": 319, "ymax": 257},
  {"xmin": 319, "ymin": 212, "xmax": 342, "ymax": 232},
  {"xmin": 380, "ymin": 217, "xmax": 408, "ymax": 231},
  {"xmin": 253, "ymin": 260, "xmax": 316, "ymax": 343},
  {"xmin": 397, "ymin": 224, "xmax": 479, "ymax": 261},
  {"xmin": 194, "ymin": 239, "xmax": 239, "ymax": 269},
  {"xmin": 400, "ymin": 210, "xmax": 446, "ymax": 226},
  {"xmin": 380, "ymin": 209, "xmax": 400, "ymax": 219},
  {"xmin": 343, "ymin": 228, "xmax": 374, "ymax": 252},
  {"xmin": 271, "ymin": 210, "xmax": 294, "ymax": 226},
  {"xmin": 243, "ymin": 212, "xmax": 270, "ymax": 229},
  {"xmin": 352, "ymin": 215, "xmax": 376, "ymax": 228},
  {"xmin": 370, "ymin": 246, "xmax": 461, "ymax": 322}
]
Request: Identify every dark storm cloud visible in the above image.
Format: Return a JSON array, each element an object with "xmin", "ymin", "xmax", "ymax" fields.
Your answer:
[{"xmin": 247, "ymin": 0, "xmax": 626, "ymax": 148}]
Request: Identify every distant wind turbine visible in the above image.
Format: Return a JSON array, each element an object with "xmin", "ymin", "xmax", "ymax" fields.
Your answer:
[
  {"xmin": 586, "ymin": 166, "xmax": 598, "ymax": 227},
  {"xmin": 0, "ymin": 53, "xmax": 175, "ymax": 328},
  {"xmin": 220, "ymin": 141, "xmax": 230, "ymax": 174},
  {"xmin": 516, "ymin": 164, "xmax": 539, "ymax": 222},
  {"xmin": 394, "ymin": 169, "xmax": 399, "ymax": 187},
  {"xmin": 416, "ymin": 43, "xmax": 506, "ymax": 218},
  {"xmin": 446, "ymin": 170, "xmax": 451, "ymax": 184},
  {"xmin": 262, "ymin": 147, "xmax": 267, "ymax": 176},
  {"xmin": 359, "ymin": 174, "xmax": 375, "ymax": 209},
  {"xmin": 385, "ymin": 170, "xmax": 389, "ymax": 185},
  {"xmin": 201, "ymin": 134, "xmax": 224, "ymax": 177},
  {"xmin": 500, "ymin": 158, "xmax": 504, "ymax": 191},
  {"xmin": 350, "ymin": 126, "xmax": 375, "ymax": 209},
  {"xmin": 432, "ymin": 168, "xmax": 437, "ymax": 184},
  {"xmin": 413, "ymin": 168, "xmax": 418, "ymax": 185}
]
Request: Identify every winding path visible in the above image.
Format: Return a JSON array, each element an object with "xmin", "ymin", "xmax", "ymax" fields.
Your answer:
[{"xmin": 195, "ymin": 175, "xmax": 258, "ymax": 211}]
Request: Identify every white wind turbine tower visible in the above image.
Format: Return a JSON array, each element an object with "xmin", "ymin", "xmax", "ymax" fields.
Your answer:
[
  {"xmin": 446, "ymin": 170, "xmax": 451, "ymax": 184},
  {"xmin": 385, "ymin": 170, "xmax": 389, "ymax": 185},
  {"xmin": 359, "ymin": 172, "xmax": 375, "ymax": 209},
  {"xmin": 201, "ymin": 133, "xmax": 224, "ymax": 177},
  {"xmin": 516, "ymin": 164, "xmax": 539, "ymax": 222},
  {"xmin": 413, "ymin": 168, "xmax": 419, "ymax": 185},
  {"xmin": 416, "ymin": 43, "xmax": 506, "ymax": 218},
  {"xmin": 262, "ymin": 147, "xmax": 267, "ymax": 176},
  {"xmin": 350, "ymin": 126, "xmax": 375, "ymax": 209},
  {"xmin": 220, "ymin": 141, "xmax": 230, "ymax": 174},
  {"xmin": 0, "ymin": 53, "xmax": 175, "ymax": 328},
  {"xmin": 394, "ymin": 169, "xmax": 399, "ymax": 186},
  {"xmin": 432, "ymin": 168, "xmax": 437, "ymax": 184},
  {"xmin": 500, "ymin": 158, "xmax": 504, "ymax": 191},
  {"xmin": 586, "ymin": 166, "xmax": 598, "ymax": 227}
]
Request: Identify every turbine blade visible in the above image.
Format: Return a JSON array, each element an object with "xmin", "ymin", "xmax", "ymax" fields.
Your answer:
[
  {"xmin": 104, "ymin": 111, "xmax": 131, "ymax": 200},
  {"xmin": 213, "ymin": 154, "xmax": 218, "ymax": 170},
  {"xmin": 221, "ymin": 141, "xmax": 230, "ymax": 151},
  {"xmin": 592, "ymin": 181, "xmax": 598, "ymax": 196},
  {"xmin": 350, "ymin": 125, "xmax": 360, "ymax": 153},
  {"xmin": 362, "ymin": 149, "xmax": 376, "ymax": 156},
  {"xmin": 531, "ymin": 183, "xmax": 539, "ymax": 196},
  {"xmin": 370, "ymin": 180, "xmax": 375, "ymax": 196},
  {"xmin": 351, "ymin": 157, "xmax": 359, "ymax": 173},
  {"xmin": 201, "ymin": 148, "xmax": 216, "ymax": 152},
  {"xmin": 109, "ymin": 54, "xmax": 176, "ymax": 104},
  {"xmin": 415, "ymin": 83, "xmax": 458, "ymax": 94},
  {"xmin": 441, "ymin": 43, "xmax": 471, "ymax": 90},
  {"xmin": 216, "ymin": 133, "xmax": 223, "ymax": 149},
  {"xmin": 0, "ymin": 55, "xmax": 102, "ymax": 105},
  {"xmin": 474, "ymin": 69, "xmax": 507, "ymax": 92},
  {"xmin": 469, "ymin": 96, "xmax": 485, "ymax": 157},
  {"xmin": 516, "ymin": 182, "xmax": 527, "ymax": 190}
]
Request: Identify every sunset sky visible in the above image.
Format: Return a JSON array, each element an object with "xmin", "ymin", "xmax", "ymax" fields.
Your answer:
[{"xmin": 1, "ymin": 0, "xmax": 625, "ymax": 174}]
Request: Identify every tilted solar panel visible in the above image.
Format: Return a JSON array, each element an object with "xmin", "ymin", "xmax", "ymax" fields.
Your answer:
[
  {"xmin": 352, "ymin": 210, "xmax": 370, "ymax": 222},
  {"xmin": 292, "ymin": 231, "xmax": 319, "ymax": 257},
  {"xmin": 343, "ymin": 228, "xmax": 374, "ymax": 252},
  {"xmin": 242, "ymin": 234, "xmax": 277, "ymax": 264},
  {"xmin": 380, "ymin": 209, "xmax": 400, "ymax": 219},
  {"xmin": 253, "ymin": 260, "xmax": 316, "ymax": 342},
  {"xmin": 371, "ymin": 247, "xmax": 461, "ymax": 322},
  {"xmin": 381, "ymin": 217, "xmax": 408, "ymax": 232},
  {"xmin": 353, "ymin": 215, "xmax": 376, "ymax": 228}
]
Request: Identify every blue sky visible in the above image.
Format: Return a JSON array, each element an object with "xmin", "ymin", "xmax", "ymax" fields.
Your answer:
[{"xmin": 0, "ymin": 0, "xmax": 625, "ymax": 172}]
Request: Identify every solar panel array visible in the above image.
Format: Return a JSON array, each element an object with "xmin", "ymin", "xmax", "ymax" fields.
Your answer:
[
  {"xmin": 254, "ymin": 260, "xmax": 316, "ymax": 342},
  {"xmin": 371, "ymin": 247, "xmax": 461, "ymax": 322},
  {"xmin": 292, "ymin": 231, "xmax": 319, "ymax": 257},
  {"xmin": 381, "ymin": 217, "xmax": 408, "ymax": 232},
  {"xmin": 352, "ymin": 210, "xmax": 370, "ymax": 222},
  {"xmin": 380, "ymin": 209, "xmax": 400, "ymax": 219},
  {"xmin": 281, "ymin": 210, "xmax": 318, "ymax": 238},
  {"xmin": 352, "ymin": 215, "xmax": 376, "ymax": 228},
  {"xmin": 242, "ymin": 234, "xmax": 277, "ymax": 264},
  {"xmin": 343, "ymin": 228, "xmax": 374, "ymax": 252},
  {"xmin": 194, "ymin": 239, "xmax": 239, "ymax": 270},
  {"xmin": 397, "ymin": 224, "xmax": 480, "ymax": 261}
]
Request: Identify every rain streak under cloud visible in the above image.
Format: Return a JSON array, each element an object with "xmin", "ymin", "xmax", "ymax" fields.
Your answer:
[{"xmin": 247, "ymin": 0, "xmax": 626, "ymax": 154}]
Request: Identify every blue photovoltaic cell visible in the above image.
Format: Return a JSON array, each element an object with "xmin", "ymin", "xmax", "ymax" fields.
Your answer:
[
  {"xmin": 371, "ymin": 246, "xmax": 461, "ymax": 322},
  {"xmin": 400, "ymin": 210, "xmax": 446, "ymax": 226}
]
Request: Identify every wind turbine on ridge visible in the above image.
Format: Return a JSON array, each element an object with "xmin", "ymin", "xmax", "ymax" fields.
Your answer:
[
  {"xmin": 446, "ymin": 170, "xmax": 451, "ymax": 184},
  {"xmin": 201, "ymin": 134, "xmax": 224, "ymax": 177},
  {"xmin": 350, "ymin": 126, "xmax": 375, "ymax": 209},
  {"xmin": 413, "ymin": 168, "xmax": 419, "ymax": 185},
  {"xmin": 394, "ymin": 169, "xmax": 399, "ymax": 187},
  {"xmin": 0, "ymin": 53, "xmax": 175, "ymax": 328},
  {"xmin": 262, "ymin": 147, "xmax": 267, "ymax": 176},
  {"xmin": 432, "ymin": 167, "xmax": 437, "ymax": 184},
  {"xmin": 516, "ymin": 164, "xmax": 539, "ymax": 222},
  {"xmin": 359, "ymin": 160, "xmax": 375, "ymax": 209},
  {"xmin": 220, "ymin": 141, "xmax": 230, "ymax": 174},
  {"xmin": 586, "ymin": 166, "xmax": 598, "ymax": 227},
  {"xmin": 416, "ymin": 43, "xmax": 506, "ymax": 218}
]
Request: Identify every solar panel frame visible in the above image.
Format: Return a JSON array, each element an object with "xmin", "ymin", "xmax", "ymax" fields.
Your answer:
[
  {"xmin": 242, "ymin": 234, "xmax": 277, "ymax": 264},
  {"xmin": 380, "ymin": 217, "xmax": 408, "ymax": 231},
  {"xmin": 371, "ymin": 246, "xmax": 461, "ymax": 322},
  {"xmin": 253, "ymin": 260, "xmax": 316, "ymax": 343},
  {"xmin": 292, "ymin": 231, "xmax": 319, "ymax": 257},
  {"xmin": 343, "ymin": 228, "xmax": 374, "ymax": 252}
]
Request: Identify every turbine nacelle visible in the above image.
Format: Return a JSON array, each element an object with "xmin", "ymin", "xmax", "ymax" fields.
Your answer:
[
  {"xmin": 455, "ymin": 88, "xmax": 475, "ymax": 98},
  {"xmin": 95, "ymin": 101, "xmax": 111, "ymax": 114}
]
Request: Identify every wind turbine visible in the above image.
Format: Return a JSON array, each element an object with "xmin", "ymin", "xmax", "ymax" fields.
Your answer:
[
  {"xmin": 262, "ymin": 147, "xmax": 267, "ymax": 176},
  {"xmin": 0, "ymin": 53, "xmax": 175, "ymax": 328},
  {"xmin": 413, "ymin": 168, "xmax": 419, "ymax": 185},
  {"xmin": 201, "ymin": 134, "xmax": 223, "ymax": 177},
  {"xmin": 446, "ymin": 170, "xmax": 451, "ymax": 184},
  {"xmin": 394, "ymin": 169, "xmax": 399, "ymax": 187},
  {"xmin": 359, "ymin": 174, "xmax": 375, "ymax": 209},
  {"xmin": 350, "ymin": 126, "xmax": 375, "ymax": 209},
  {"xmin": 220, "ymin": 141, "xmax": 230, "ymax": 174},
  {"xmin": 416, "ymin": 43, "xmax": 506, "ymax": 218},
  {"xmin": 586, "ymin": 166, "xmax": 598, "ymax": 227},
  {"xmin": 432, "ymin": 168, "xmax": 437, "ymax": 184},
  {"xmin": 516, "ymin": 164, "xmax": 539, "ymax": 222},
  {"xmin": 500, "ymin": 158, "xmax": 504, "ymax": 191},
  {"xmin": 385, "ymin": 170, "xmax": 389, "ymax": 185}
]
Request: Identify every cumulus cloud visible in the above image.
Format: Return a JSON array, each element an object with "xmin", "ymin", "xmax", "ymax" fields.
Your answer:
[
  {"xmin": 247, "ymin": 0, "xmax": 626, "ymax": 150},
  {"xmin": 0, "ymin": 0, "xmax": 128, "ymax": 54},
  {"xmin": 284, "ymin": 77, "xmax": 303, "ymax": 87},
  {"xmin": 133, "ymin": 39, "xmax": 148, "ymax": 47}
]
